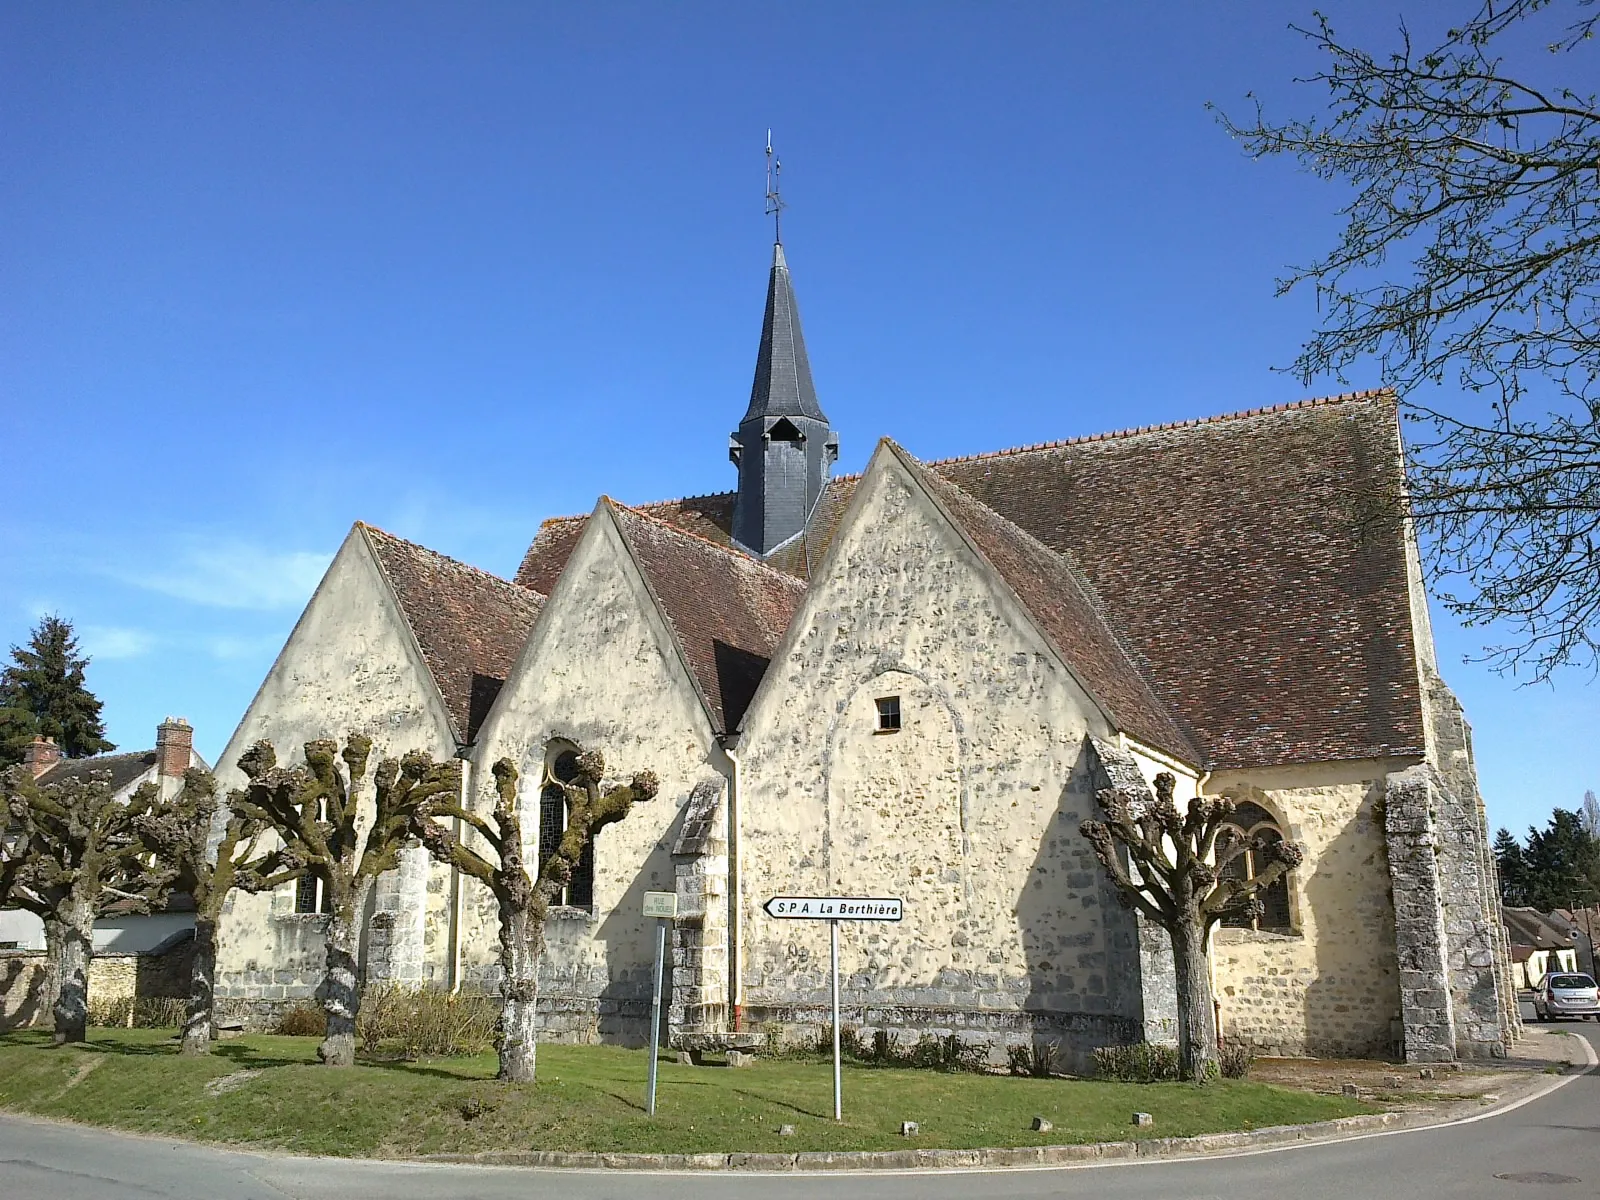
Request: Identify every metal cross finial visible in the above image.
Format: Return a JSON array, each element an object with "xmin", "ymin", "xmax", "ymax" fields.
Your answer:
[{"xmin": 765, "ymin": 130, "xmax": 785, "ymax": 245}]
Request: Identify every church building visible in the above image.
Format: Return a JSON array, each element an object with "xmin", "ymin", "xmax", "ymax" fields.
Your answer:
[{"xmin": 210, "ymin": 234, "xmax": 1517, "ymax": 1066}]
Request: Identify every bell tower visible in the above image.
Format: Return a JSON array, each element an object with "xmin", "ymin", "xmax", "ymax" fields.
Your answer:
[{"xmin": 729, "ymin": 142, "xmax": 838, "ymax": 556}]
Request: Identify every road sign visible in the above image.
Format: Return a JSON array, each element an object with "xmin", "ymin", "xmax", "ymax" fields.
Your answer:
[
  {"xmin": 642, "ymin": 891, "xmax": 678, "ymax": 919},
  {"xmin": 762, "ymin": 896, "xmax": 902, "ymax": 921},
  {"xmin": 762, "ymin": 894, "xmax": 907, "ymax": 1122}
]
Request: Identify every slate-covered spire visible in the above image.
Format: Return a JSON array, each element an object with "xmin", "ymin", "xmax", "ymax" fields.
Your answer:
[{"xmin": 729, "ymin": 242, "xmax": 839, "ymax": 556}]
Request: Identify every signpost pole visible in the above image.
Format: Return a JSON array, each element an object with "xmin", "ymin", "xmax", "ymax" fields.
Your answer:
[
  {"xmin": 647, "ymin": 916, "xmax": 666, "ymax": 1116},
  {"xmin": 830, "ymin": 918, "xmax": 841, "ymax": 1121}
]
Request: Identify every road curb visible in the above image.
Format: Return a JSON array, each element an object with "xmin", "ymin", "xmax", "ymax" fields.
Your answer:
[{"xmin": 422, "ymin": 1055, "xmax": 1592, "ymax": 1174}]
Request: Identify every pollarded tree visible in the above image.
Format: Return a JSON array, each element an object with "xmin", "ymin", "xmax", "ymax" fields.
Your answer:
[
  {"xmin": 128, "ymin": 764, "xmax": 285, "ymax": 1056},
  {"xmin": 1081, "ymin": 772, "xmax": 1304, "ymax": 1081},
  {"xmin": 409, "ymin": 748, "xmax": 658, "ymax": 1083},
  {"xmin": 227, "ymin": 736, "xmax": 457, "ymax": 1066},
  {"xmin": 1, "ymin": 766, "xmax": 173, "ymax": 1043}
]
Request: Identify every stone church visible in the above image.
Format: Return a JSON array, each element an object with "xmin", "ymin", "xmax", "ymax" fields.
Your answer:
[{"xmin": 211, "ymin": 238, "xmax": 1517, "ymax": 1066}]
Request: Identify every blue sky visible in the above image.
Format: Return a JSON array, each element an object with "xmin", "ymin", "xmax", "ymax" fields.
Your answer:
[{"xmin": 2, "ymin": 2, "xmax": 1593, "ymax": 836}]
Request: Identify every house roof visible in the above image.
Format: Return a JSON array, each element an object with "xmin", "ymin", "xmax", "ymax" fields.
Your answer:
[
  {"xmin": 896, "ymin": 445, "xmax": 1202, "ymax": 763},
  {"xmin": 515, "ymin": 390, "xmax": 1425, "ymax": 771},
  {"xmin": 606, "ymin": 501, "xmax": 807, "ymax": 734},
  {"xmin": 36, "ymin": 751, "xmax": 158, "ymax": 793},
  {"xmin": 359, "ymin": 523, "xmax": 546, "ymax": 744},
  {"xmin": 1503, "ymin": 907, "xmax": 1576, "ymax": 951}
]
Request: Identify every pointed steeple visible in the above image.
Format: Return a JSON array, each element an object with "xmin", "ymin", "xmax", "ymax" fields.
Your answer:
[
  {"xmin": 742, "ymin": 243, "xmax": 827, "ymax": 424},
  {"xmin": 729, "ymin": 242, "xmax": 839, "ymax": 557}
]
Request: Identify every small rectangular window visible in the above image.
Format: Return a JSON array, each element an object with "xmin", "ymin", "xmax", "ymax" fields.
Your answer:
[
  {"xmin": 539, "ymin": 784, "xmax": 596, "ymax": 908},
  {"xmin": 875, "ymin": 696, "xmax": 901, "ymax": 732},
  {"xmin": 294, "ymin": 875, "xmax": 331, "ymax": 915}
]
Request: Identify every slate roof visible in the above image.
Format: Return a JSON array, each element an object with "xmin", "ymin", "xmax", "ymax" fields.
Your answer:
[
  {"xmin": 607, "ymin": 501, "xmax": 807, "ymax": 734},
  {"xmin": 742, "ymin": 243, "xmax": 827, "ymax": 424},
  {"xmin": 360, "ymin": 523, "xmax": 546, "ymax": 744},
  {"xmin": 897, "ymin": 446, "xmax": 1201, "ymax": 763},
  {"xmin": 515, "ymin": 391, "xmax": 1426, "ymax": 771},
  {"xmin": 36, "ymin": 751, "xmax": 158, "ymax": 793}
]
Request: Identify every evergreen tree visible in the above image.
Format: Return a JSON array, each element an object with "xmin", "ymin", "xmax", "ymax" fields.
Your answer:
[
  {"xmin": 1494, "ymin": 828, "xmax": 1530, "ymax": 907},
  {"xmin": 1521, "ymin": 809, "xmax": 1600, "ymax": 913},
  {"xmin": 0, "ymin": 616, "xmax": 114, "ymax": 764}
]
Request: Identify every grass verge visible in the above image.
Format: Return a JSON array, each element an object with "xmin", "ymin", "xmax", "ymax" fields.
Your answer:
[{"xmin": 0, "ymin": 1027, "xmax": 1374, "ymax": 1158}]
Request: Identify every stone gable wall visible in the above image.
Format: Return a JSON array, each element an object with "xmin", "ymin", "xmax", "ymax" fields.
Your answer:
[
  {"xmin": 211, "ymin": 531, "xmax": 459, "ymax": 1009},
  {"xmin": 734, "ymin": 460, "xmax": 1191, "ymax": 1069},
  {"xmin": 465, "ymin": 513, "xmax": 728, "ymax": 1045}
]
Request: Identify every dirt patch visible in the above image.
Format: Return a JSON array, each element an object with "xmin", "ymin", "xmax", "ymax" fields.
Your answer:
[
  {"xmin": 60, "ymin": 1057, "xmax": 104, "ymax": 1092},
  {"xmin": 1247, "ymin": 1056, "xmax": 1502, "ymax": 1106},
  {"xmin": 204, "ymin": 1069, "xmax": 262, "ymax": 1097}
]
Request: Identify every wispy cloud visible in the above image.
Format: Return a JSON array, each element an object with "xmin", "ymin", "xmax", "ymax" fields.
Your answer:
[
  {"xmin": 117, "ymin": 540, "xmax": 332, "ymax": 611},
  {"xmin": 203, "ymin": 633, "xmax": 287, "ymax": 661},
  {"xmin": 79, "ymin": 625, "xmax": 158, "ymax": 660}
]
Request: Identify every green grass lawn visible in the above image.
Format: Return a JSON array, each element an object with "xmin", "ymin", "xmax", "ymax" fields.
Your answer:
[{"xmin": 0, "ymin": 1027, "xmax": 1374, "ymax": 1158}]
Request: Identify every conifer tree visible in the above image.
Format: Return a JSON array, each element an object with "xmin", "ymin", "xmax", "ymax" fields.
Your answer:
[{"xmin": 0, "ymin": 616, "xmax": 114, "ymax": 765}]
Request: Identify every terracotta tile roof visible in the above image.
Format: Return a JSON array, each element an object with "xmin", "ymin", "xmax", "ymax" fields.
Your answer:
[
  {"xmin": 360, "ymin": 524, "xmax": 545, "ymax": 744},
  {"xmin": 606, "ymin": 502, "xmax": 807, "ymax": 734},
  {"xmin": 896, "ymin": 446, "xmax": 1202, "ymax": 763},
  {"xmin": 512, "ymin": 390, "xmax": 1425, "ymax": 770}
]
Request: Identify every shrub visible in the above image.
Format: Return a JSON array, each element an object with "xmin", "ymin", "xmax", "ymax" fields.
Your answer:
[
  {"xmin": 1219, "ymin": 1041, "xmax": 1254, "ymax": 1079},
  {"xmin": 356, "ymin": 984, "xmax": 496, "ymax": 1059},
  {"xmin": 87, "ymin": 995, "xmax": 133, "ymax": 1028},
  {"xmin": 1093, "ymin": 1042, "xmax": 1182, "ymax": 1082},
  {"xmin": 132, "ymin": 997, "xmax": 188, "ymax": 1028},
  {"xmin": 1007, "ymin": 1041, "xmax": 1060, "ymax": 1078},
  {"xmin": 275, "ymin": 1003, "xmax": 327, "ymax": 1038}
]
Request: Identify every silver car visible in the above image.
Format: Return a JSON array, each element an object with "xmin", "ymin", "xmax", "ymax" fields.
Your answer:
[{"xmin": 1534, "ymin": 972, "xmax": 1600, "ymax": 1020}]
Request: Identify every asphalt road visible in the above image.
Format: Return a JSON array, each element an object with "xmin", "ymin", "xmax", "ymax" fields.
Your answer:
[{"xmin": 2, "ymin": 1028, "xmax": 1597, "ymax": 1200}]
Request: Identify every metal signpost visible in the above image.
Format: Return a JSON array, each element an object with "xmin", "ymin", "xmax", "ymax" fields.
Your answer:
[
  {"xmin": 763, "ymin": 895, "xmax": 903, "ymax": 1120},
  {"xmin": 641, "ymin": 890, "xmax": 678, "ymax": 1116}
]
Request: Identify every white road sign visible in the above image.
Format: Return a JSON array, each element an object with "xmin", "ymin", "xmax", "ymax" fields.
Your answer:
[
  {"xmin": 642, "ymin": 891, "xmax": 678, "ymax": 919},
  {"xmin": 763, "ymin": 896, "xmax": 903, "ymax": 921}
]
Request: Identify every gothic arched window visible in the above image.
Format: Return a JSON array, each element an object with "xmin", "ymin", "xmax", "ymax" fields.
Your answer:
[
  {"xmin": 1216, "ymin": 802, "xmax": 1293, "ymax": 932},
  {"xmin": 537, "ymin": 741, "xmax": 595, "ymax": 909}
]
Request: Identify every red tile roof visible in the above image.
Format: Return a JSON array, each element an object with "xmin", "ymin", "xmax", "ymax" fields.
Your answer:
[
  {"xmin": 605, "ymin": 502, "xmax": 807, "ymax": 733},
  {"xmin": 360, "ymin": 524, "xmax": 545, "ymax": 744},
  {"xmin": 514, "ymin": 391, "xmax": 1425, "ymax": 770},
  {"xmin": 897, "ymin": 446, "xmax": 1201, "ymax": 763}
]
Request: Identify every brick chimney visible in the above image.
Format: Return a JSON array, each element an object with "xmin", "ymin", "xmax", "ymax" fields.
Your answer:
[
  {"xmin": 23, "ymin": 736, "xmax": 61, "ymax": 779},
  {"xmin": 156, "ymin": 717, "xmax": 193, "ymax": 779}
]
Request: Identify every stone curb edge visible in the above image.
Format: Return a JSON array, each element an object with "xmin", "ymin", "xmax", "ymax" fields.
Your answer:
[{"xmin": 423, "ymin": 1066, "xmax": 1573, "ymax": 1173}]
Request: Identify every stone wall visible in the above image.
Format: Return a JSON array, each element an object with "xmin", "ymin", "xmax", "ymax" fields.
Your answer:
[
  {"xmin": 1209, "ymin": 760, "xmax": 1403, "ymax": 1058},
  {"xmin": 210, "ymin": 529, "xmax": 461, "ymax": 1008},
  {"xmin": 734, "ymin": 457, "xmax": 1187, "ymax": 1070},
  {"xmin": 464, "ymin": 509, "xmax": 731, "ymax": 1046},
  {"xmin": 0, "ymin": 951, "xmax": 47, "ymax": 1030}
]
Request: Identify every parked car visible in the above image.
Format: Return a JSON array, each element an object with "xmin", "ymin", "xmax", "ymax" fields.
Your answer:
[{"xmin": 1533, "ymin": 972, "xmax": 1600, "ymax": 1021}]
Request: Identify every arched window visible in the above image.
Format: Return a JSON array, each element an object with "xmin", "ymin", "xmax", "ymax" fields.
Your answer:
[
  {"xmin": 537, "ymin": 741, "xmax": 594, "ymax": 909},
  {"xmin": 1216, "ymin": 802, "xmax": 1293, "ymax": 932}
]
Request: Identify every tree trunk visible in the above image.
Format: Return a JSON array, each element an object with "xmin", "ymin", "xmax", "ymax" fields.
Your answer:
[
  {"xmin": 38, "ymin": 915, "xmax": 64, "ymax": 1030},
  {"xmin": 1170, "ymin": 914, "xmax": 1219, "ymax": 1081},
  {"xmin": 180, "ymin": 916, "xmax": 218, "ymax": 1057},
  {"xmin": 53, "ymin": 899, "xmax": 94, "ymax": 1045},
  {"xmin": 497, "ymin": 897, "xmax": 543, "ymax": 1083},
  {"xmin": 316, "ymin": 879, "xmax": 370, "ymax": 1067}
]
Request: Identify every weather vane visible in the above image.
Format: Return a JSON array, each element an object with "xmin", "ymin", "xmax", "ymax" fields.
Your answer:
[{"xmin": 765, "ymin": 130, "xmax": 784, "ymax": 245}]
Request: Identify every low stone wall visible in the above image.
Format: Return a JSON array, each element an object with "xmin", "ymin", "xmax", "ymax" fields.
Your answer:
[
  {"xmin": 1, "ymin": 951, "xmax": 48, "ymax": 1030},
  {"xmin": 735, "ymin": 1002, "xmax": 1139, "ymax": 1074}
]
